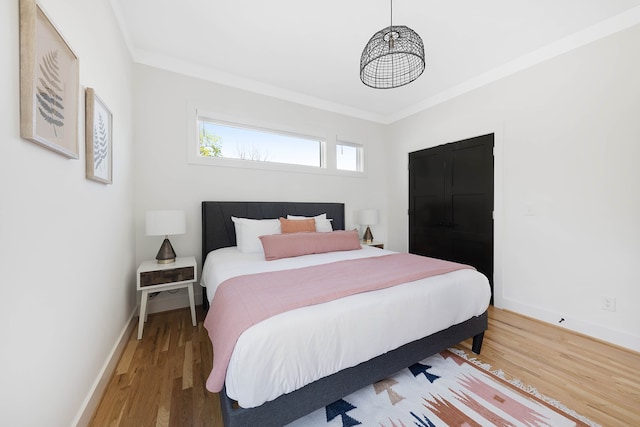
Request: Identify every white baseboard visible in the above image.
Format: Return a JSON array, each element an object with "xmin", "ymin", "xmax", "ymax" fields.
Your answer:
[
  {"xmin": 498, "ymin": 298, "xmax": 640, "ymax": 353},
  {"xmin": 72, "ymin": 288, "xmax": 204, "ymax": 425},
  {"xmin": 72, "ymin": 307, "xmax": 138, "ymax": 427}
]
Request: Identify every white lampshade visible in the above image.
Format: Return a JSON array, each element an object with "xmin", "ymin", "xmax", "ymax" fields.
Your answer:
[
  {"xmin": 145, "ymin": 210, "xmax": 186, "ymax": 236},
  {"xmin": 358, "ymin": 209, "xmax": 379, "ymax": 226}
]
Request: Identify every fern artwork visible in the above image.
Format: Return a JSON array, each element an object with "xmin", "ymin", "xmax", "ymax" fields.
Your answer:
[
  {"xmin": 19, "ymin": 0, "xmax": 79, "ymax": 158},
  {"xmin": 36, "ymin": 49, "xmax": 65, "ymax": 137},
  {"xmin": 93, "ymin": 112, "xmax": 109, "ymax": 172},
  {"xmin": 85, "ymin": 88, "xmax": 113, "ymax": 184}
]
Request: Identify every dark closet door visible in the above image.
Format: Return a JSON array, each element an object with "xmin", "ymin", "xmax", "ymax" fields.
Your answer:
[{"xmin": 409, "ymin": 134, "xmax": 494, "ymax": 297}]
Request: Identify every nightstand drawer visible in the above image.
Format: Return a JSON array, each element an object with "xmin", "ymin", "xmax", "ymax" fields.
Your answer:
[{"xmin": 140, "ymin": 266, "xmax": 195, "ymax": 287}]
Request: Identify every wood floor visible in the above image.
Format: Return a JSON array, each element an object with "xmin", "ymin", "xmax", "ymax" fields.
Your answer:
[{"xmin": 90, "ymin": 306, "xmax": 640, "ymax": 427}]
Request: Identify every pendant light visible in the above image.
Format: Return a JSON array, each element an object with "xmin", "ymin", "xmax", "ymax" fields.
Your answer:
[{"xmin": 360, "ymin": 0, "xmax": 425, "ymax": 89}]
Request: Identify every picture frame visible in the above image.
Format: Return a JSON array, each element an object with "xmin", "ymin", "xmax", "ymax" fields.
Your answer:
[
  {"xmin": 85, "ymin": 88, "xmax": 113, "ymax": 184},
  {"xmin": 19, "ymin": 0, "xmax": 79, "ymax": 159}
]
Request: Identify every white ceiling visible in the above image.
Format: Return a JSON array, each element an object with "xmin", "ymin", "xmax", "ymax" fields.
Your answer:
[{"xmin": 110, "ymin": 0, "xmax": 640, "ymax": 123}]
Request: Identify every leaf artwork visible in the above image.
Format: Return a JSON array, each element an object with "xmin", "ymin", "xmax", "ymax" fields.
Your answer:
[
  {"xmin": 93, "ymin": 112, "xmax": 109, "ymax": 171},
  {"xmin": 36, "ymin": 50, "xmax": 64, "ymax": 136}
]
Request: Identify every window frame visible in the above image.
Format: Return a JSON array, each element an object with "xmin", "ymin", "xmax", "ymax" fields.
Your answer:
[
  {"xmin": 187, "ymin": 108, "xmax": 366, "ymax": 177},
  {"xmin": 336, "ymin": 140, "xmax": 364, "ymax": 172}
]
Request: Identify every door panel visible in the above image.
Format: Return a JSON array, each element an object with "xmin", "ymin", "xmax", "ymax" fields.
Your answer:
[
  {"xmin": 409, "ymin": 134, "xmax": 494, "ymax": 299},
  {"xmin": 452, "ymin": 194, "xmax": 491, "ymax": 233},
  {"xmin": 415, "ymin": 195, "xmax": 444, "ymax": 227},
  {"xmin": 411, "ymin": 194, "xmax": 449, "ymax": 256},
  {"xmin": 451, "ymin": 192, "xmax": 493, "ymax": 234}
]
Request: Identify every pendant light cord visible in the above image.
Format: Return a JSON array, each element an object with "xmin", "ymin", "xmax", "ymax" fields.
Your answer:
[
  {"xmin": 390, "ymin": 0, "xmax": 394, "ymax": 83},
  {"xmin": 388, "ymin": 0, "xmax": 395, "ymax": 49}
]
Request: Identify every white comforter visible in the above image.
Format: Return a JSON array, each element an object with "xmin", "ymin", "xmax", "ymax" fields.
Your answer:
[{"xmin": 201, "ymin": 246, "xmax": 491, "ymax": 408}]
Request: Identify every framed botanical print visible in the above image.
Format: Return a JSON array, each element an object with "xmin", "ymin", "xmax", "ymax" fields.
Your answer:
[
  {"xmin": 19, "ymin": 0, "xmax": 79, "ymax": 158},
  {"xmin": 85, "ymin": 88, "xmax": 113, "ymax": 184}
]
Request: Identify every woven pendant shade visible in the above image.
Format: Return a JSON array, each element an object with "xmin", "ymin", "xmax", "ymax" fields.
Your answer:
[
  {"xmin": 360, "ymin": 0, "xmax": 425, "ymax": 89},
  {"xmin": 360, "ymin": 25, "xmax": 425, "ymax": 89}
]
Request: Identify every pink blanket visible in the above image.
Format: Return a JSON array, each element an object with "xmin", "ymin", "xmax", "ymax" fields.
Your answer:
[{"xmin": 203, "ymin": 253, "xmax": 473, "ymax": 393}]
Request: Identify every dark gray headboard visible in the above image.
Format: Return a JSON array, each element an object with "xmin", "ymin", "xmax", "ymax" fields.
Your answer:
[{"xmin": 201, "ymin": 201, "xmax": 345, "ymax": 259}]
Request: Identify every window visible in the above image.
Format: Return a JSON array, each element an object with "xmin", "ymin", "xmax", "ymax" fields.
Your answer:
[
  {"xmin": 190, "ymin": 109, "xmax": 366, "ymax": 175},
  {"xmin": 198, "ymin": 117, "xmax": 323, "ymax": 168},
  {"xmin": 336, "ymin": 141, "xmax": 363, "ymax": 172}
]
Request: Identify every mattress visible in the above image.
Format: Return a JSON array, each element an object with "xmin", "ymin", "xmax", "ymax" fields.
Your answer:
[{"xmin": 201, "ymin": 245, "xmax": 491, "ymax": 408}]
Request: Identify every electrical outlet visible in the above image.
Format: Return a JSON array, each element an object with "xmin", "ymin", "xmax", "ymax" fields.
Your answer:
[{"xmin": 601, "ymin": 296, "xmax": 616, "ymax": 312}]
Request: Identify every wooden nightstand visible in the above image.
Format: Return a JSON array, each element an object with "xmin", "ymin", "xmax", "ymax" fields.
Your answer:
[
  {"xmin": 362, "ymin": 240, "xmax": 384, "ymax": 249},
  {"xmin": 136, "ymin": 256, "xmax": 197, "ymax": 339}
]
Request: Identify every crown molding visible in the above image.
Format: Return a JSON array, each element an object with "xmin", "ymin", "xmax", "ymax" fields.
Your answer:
[{"xmin": 109, "ymin": 4, "xmax": 640, "ymax": 125}]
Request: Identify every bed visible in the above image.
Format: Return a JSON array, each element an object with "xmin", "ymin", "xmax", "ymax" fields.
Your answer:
[{"xmin": 201, "ymin": 201, "xmax": 491, "ymax": 427}]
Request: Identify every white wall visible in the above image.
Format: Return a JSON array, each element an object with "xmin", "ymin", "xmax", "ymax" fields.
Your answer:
[
  {"xmin": 132, "ymin": 64, "xmax": 389, "ymax": 311},
  {"xmin": 1, "ymin": 4, "xmax": 636, "ymax": 424},
  {"xmin": 0, "ymin": 0, "xmax": 135, "ymax": 425},
  {"xmin": 387, "ymin": 24, "xmax": 640, "ymax": 351}
]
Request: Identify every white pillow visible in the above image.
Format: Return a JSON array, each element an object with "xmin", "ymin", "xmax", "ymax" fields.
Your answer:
[
  {"xmin": 231, "ymin": 217, "xmax": 281, "ymax": 253},
  {"xmin": 287, "ymin": 213, "xmax": 333, "ymax": 233}
]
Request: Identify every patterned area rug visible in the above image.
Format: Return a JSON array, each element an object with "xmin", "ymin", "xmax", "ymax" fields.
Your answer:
[{"xmin": 287, "ymin": 349, "xmax": 598, "ymax": 427}]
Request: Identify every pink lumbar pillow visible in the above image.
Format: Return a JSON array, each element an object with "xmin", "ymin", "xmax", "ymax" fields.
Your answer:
[{"xmin": 259, "ymin": 230, "xmax": 361, "ymax": 260}]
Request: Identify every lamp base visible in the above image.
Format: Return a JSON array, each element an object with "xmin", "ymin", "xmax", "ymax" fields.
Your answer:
[
  {"xmin": 156, "ymin": 237, "xmax": 177, "ymax": 264},
  {"xmin": 363, "ymin": 226, "xmax": 374, "ymax": 243}
]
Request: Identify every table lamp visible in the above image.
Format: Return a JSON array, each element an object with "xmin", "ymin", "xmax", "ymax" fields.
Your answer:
[
  {"xmin": 358, "ymin": 209, "xmax": 379, "ymax": 243},
  {"xmin": 145, "ymin": 210, "xmax": 186, "ymax": 264}
]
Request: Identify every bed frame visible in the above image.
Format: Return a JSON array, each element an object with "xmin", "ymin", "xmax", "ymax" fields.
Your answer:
[{"xmin": 201, "ymin": 201, "xmax": 488, "ymax": 427}]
